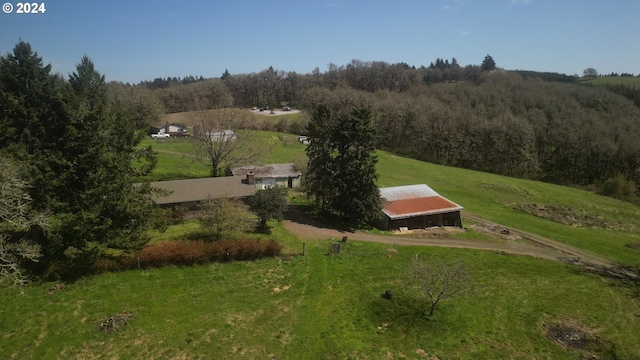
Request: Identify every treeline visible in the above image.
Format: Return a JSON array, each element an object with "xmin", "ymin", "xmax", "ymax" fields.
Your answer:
[
  {"xmin": 107, "ymin": 57, "xmax": 640, "ymax": 199},
  {"xmin": 138, "ymin": 75, "xmax": 206, "ymax": 89}
]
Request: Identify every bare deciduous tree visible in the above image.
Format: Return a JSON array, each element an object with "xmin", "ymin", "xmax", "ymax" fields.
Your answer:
[
  {"xmin": 0, "ymin": 157, "xmax": 47, "ymax": 286},
  {"xmin": 404, "ymin": 257, "xmax": 473, "ymax": 317},
  {"xmin": 190, "ymin": 104, "xmax": 266, "ymax": 177}
]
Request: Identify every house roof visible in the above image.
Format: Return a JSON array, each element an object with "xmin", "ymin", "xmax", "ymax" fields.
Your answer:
[
  {"xmin": 231, "ymin": 163, "xmax": 302, "ymax": 178},
  {"xmin": 379, "ymin": 184, "xmax": 463, "ymax": 220},
  {"xmin": 149, "ymin": 176, "xmax": 255, "ymax": 205}
]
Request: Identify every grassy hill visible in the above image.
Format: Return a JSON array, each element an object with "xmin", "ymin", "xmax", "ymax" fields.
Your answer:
[
  {"xmin": 581, "ymin": 76, "xmax": 640, "ymax": 88},
  {"xmin": 142, "ymin": 133, "xmax": 640, "ymax": 266},
  {"xmin": 4, "ymin": 130, "xmax": 640, "ymax": 359}
]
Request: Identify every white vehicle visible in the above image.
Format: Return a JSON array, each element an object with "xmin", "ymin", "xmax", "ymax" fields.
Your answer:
[{"xmin": 151, "ymin": 132, "xmax": 171, "ymax": 139}]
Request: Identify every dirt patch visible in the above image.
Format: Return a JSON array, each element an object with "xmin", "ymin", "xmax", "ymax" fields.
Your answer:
[
  {"xmin": 625, "ymin": 243, "xmax": 640, "ymax": 251},
  {"xmin": 251, "ymin": 108, "xmax": 301, "ymax": 117},
  {"xmin": 471, "ymin": 223, "xmax": 521, "ymax": 241},
  {"xmin": 96, "ymin": 312, "xmax": 132, "ymax": 332},
  {"xmin": 543, "ymin": 318, "xmax": 614, "ymax": 358},
  {"xmin": 514, "ymin": 203, "xmax": 624, "ymax": 231}
]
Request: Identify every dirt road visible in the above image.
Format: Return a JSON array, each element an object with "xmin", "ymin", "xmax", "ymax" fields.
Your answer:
[{"xmin": 284, "ymin": 207, "xmax": 638, "ymax": 280}]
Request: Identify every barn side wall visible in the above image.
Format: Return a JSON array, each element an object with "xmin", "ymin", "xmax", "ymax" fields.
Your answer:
[{"xmin": 385, "ymin": 211, "xmax": 462, "ymax": 231}]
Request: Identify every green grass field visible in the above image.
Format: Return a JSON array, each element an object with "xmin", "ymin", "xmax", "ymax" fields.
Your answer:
[
  {"xmin": 581, "ymin": 76, "xmax": 640, "ymax": 88},
  {"xmin": 4, "ymin": 129, "xmax": 640, "ymax": 359}
]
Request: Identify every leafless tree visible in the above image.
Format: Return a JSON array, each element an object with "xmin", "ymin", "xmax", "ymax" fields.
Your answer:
[
  {"xmin": 0, "ymin": 156, "xmax": 47, "ymax": 286},
  {"xmin": 190, "ymin": 102, "xmax": 266, "ymax": 177},
  {"xmin": 404, "ymin": 257, "xmax": 473, "ymax": 317}
]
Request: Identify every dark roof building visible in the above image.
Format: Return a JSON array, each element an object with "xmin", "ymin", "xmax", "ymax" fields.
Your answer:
[
  {"xmin": 149, "ymin": 176, "xmax": 255, "ymax": 207},
  {"xmin": 379, "ymin": 184, "xmax": 463, "ymax": 231}
]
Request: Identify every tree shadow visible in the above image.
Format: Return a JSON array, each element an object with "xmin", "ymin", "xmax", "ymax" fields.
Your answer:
[
  {"xmin": 283, "ymin": 204, "xmax": 354, "ymax": 233},
  {"xmin": 255, "ymin": 223, "xmax": 272, "ymax": 235}
]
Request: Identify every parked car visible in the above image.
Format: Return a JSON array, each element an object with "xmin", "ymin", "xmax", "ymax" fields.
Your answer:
[{"xmin": 151, "ymin": 132, "xmax": 171, "ymax": 139}]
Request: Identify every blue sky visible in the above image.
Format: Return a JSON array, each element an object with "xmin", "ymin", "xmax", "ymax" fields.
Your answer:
[{"xmin": 1, "ymin": 0, "xmax": 638, "ymax": 83}]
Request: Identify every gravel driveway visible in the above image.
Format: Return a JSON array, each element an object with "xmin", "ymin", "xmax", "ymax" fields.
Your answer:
[{"xmin": 284, "ymin": 206, "xmax": 638, "ymax": 280}]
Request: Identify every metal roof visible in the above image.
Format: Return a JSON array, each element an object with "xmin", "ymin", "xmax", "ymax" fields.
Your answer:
[{"xmin": 379, "ymin": 184, "xmax": 463, "ymax": 220}]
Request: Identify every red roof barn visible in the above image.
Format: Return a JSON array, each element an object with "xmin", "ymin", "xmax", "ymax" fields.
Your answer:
[{"xmin": 379, "ymin": 184, "xmax": 463, "ymax": 231}]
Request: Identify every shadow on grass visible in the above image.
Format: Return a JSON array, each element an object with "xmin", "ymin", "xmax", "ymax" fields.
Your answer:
[
  {"xmin": 255, "ymin": 223, "xmax": 272, "ymax": 235},
  {"xmin": 284, "ymin": 204, "xmax": 356, "ymax": 233}
]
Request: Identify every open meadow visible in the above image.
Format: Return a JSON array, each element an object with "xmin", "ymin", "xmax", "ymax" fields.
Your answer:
[{"xmin": 3, "ymin": 129, "xmax": 640, "ymax": 359}]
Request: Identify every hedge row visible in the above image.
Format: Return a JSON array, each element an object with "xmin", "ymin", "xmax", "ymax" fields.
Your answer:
[{"xmin": 94, "ymin": 239, "xmax": 283, "ymax": 273}]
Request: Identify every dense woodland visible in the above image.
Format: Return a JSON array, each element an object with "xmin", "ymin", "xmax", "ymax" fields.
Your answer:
[{"xmin": 107, "ymin": 56, "xmax": 640, "ymax": 200}]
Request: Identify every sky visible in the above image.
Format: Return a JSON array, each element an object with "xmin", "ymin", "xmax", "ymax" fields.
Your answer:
[{"xmin": 1, "ymin": 0, "xmax": 639, "ymax": 83}]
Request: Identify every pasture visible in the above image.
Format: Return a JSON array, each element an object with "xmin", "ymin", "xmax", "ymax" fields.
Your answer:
[
  {"xmin": 582, "ymin": 76, "xmax": 640, "ymax": 88},
  {"xmin": 3, "ymin": 129, "xmax": 640, "ymax": 359}
]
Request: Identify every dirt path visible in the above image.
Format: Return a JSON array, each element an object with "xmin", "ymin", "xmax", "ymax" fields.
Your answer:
[{"xmin": 284, "ymin": 207, "xmax": 639, "ymax": 280}]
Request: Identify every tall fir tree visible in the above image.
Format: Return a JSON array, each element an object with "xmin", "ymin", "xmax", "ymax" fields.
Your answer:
[
  {"xmin": 305, "ymin": 104, "xmax": 381, "ymax": 227},
  {"xmin": 481, "ymin": 54, "xmax": 496, "ymax": 71},
  {"xmin": 0, "ymin": 43, "xmax": 160, "ymax": 279}
]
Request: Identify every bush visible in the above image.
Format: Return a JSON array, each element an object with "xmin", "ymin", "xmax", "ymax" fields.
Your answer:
[{"xmin": 94, "ymin": 239, "xmax": 283, "ymax": 272}]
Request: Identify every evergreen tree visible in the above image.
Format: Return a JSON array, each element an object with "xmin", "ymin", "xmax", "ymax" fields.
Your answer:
[
  {"xmin": 305, "ymin": 104, "xmax": 381, "ymax": 226},
  {"xmin": 221, "ymin": 68, "xmax": 231, "ymax": 80},
  {"xmin": 481, "ymin": 54, "xmax": 496, "ymax": 71},
  {"xmin": 305, "ymin": 104, "xmax": 338, "ymax": 209},
  {"xmin": 0, "ymin": 43, "xmax": 160, "ymax": 279},
  {"xmin": 332, "ymin": 107, "xmax": 381, "ymax": 225}
]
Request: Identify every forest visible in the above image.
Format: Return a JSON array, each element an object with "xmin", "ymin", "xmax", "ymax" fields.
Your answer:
[{"xmin": 107, "ymin": 56, "xmax": 640, "ymax": 201}]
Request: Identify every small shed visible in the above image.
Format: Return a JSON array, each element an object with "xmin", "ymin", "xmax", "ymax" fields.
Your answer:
[
  {"xmin": 379, "ymin": 184, "xmax": 463, "ymax": 231},
  {"xmin": 231, "ymin": 163, "xmax": 302, "ymax": 190}
]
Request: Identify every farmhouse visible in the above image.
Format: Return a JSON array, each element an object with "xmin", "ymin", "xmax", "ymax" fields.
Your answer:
[
  {"xmin": 146, "ymin": 163, "xmax": 301, "ymax": 208},
  {"xmin": 379, "ymin": 184, "xmax": 463, "ymax": 231},
  {"xmin": 230, "ymin": 163, "xmax": 302, "ymax": 190}
]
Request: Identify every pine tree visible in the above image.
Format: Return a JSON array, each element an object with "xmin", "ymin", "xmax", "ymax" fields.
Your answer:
[
  {"xmin": 481, "ymin": 54, "xmax": 496, "ymax": 71},
  {"xmin": 0, "ymin": 43, "xmax": 161, "ymax": 279},
  {"xmin": 305, "ymin": 104, "xmax": 381, "ymax": 227},
  {"xmin": 332, "ymin": 107, "xmax": 381, "ymax": 225}
]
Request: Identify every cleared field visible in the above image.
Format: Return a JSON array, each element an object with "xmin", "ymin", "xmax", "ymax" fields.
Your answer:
[{"xmin": 581, "ymin": 76, "xmax": 640, "ymax": 88}]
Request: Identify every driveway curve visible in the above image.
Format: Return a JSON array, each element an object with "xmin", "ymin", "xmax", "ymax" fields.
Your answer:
[{"xmin": 284, "ymin": 207, "xmax": 638, "ymax": 280}]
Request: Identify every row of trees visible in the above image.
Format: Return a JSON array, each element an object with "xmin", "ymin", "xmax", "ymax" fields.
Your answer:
[
  {"xmin": 0, "ymin": 42, "xmax": 163, "ymax": 281},
  {"xmin": 104, "ymin": 54, "xmax": 640, "ymax": 198},
  {"xmin": 108, "ymin": 55, "xmax": 498, "ymax": 115}
]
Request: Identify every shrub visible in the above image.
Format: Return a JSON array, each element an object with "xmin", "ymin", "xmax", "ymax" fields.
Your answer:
[{"xmin": 95, "ymin": 239, "xmax": 283, "ymax": 271}]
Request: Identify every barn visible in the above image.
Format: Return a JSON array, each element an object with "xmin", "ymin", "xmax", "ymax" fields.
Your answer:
[{"xmin": 379, "ymin": 184, "xmax": 463, "ymax": 231}]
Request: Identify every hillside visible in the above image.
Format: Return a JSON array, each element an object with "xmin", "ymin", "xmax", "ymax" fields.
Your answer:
[
  {"xmin": 582, "ymin": 76, "xmax": 640, "ymax": 88},
  {"xmin": 141, "ymin": 134, "xmax": 640, "ymax": 266},
  {"xmin": 4, "ymin": 133, "xmax": 640, "ymax": 359}
]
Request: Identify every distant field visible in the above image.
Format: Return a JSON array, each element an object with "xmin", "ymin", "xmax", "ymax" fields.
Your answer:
[
  {"xmin": 163, "ymin": 107, "xmax": 308, "ymax": 129},
  {"xmin": 581, "ymin": 76, "xmax": 640, "ymax": 88},
  {"xmin": 138, "ymin": 131, "xmax": 306, "ymax": 181}
]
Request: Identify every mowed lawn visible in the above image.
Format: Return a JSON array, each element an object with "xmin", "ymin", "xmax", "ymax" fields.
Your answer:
[
  {"xmin": 3, "ymin": 239, "xmax": 640, "ymax": 359},
  {"xmin": 5, "ymin": 130, "xmax": 639, "ymax": 358}
]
